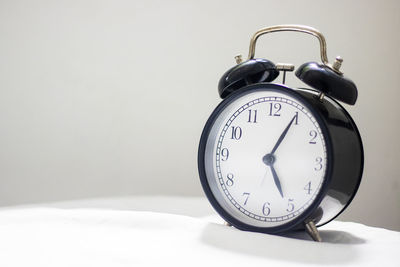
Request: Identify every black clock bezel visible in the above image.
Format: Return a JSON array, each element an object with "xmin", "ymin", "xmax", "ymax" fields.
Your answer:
[{"xmin": 198, "ymin": 83, "xmax": 334, "ymax": 234}]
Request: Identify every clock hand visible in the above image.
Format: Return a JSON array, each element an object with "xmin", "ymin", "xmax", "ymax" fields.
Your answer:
[
  {"xmin": 260, "ymin": 169, "xmax": 270, "ymax": 186},
  {"xmin": 270, "ymin": 114, "xmax": 297, "ymax": 154},
  {"xmin": 262, "ymin": 114, "xmax": 296, "ymax": 198},
  {"xmin": 270, "ymin": 165, "xmax": 284, "ymax": 198},
  {"xmin": 262, "ymin": 154, "xmax": 284, "ymax": 198}
]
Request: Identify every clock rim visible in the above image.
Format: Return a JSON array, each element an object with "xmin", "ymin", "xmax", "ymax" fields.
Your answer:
[
  {"xmin": 296, "ymin": 87, "xmax": 364, "ymax": 228},
  {"xmin": 198, "ymin": 83, "xmax": 334, "ymax": 234}
]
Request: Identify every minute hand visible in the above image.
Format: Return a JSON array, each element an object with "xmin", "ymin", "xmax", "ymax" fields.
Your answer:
[{"xmin": 271, "ymin": 115, "xmax": 297, "ymax": 154}]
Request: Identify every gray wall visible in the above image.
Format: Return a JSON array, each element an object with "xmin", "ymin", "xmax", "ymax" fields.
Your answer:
[{"xmin": 0, "ymin": 0, "xmax": 399, "ymax": 231}]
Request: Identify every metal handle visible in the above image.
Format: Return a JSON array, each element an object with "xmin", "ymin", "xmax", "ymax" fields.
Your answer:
[{"xmin": 247, "ymin": 25, "xmax": 330, "ymax": 65}]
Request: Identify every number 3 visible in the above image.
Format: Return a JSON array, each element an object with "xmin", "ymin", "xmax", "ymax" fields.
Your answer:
[{"xmin": 315, "ymin": 157, "xmax": 323, "ymax": 171}]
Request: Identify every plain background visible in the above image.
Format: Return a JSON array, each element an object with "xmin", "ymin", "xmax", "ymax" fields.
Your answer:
[{"xmin": 0, "ymin": 0, "xmax": 399, "ymax": 231}]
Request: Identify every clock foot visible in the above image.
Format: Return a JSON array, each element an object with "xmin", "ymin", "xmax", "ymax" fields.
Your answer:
[
  {"xmin": 304, "ymin": 221, "xmax": 322, "ymax": 242},
  {"xmin": 224, "ymin": 221, "xmax": 232, "ymax": 227}
]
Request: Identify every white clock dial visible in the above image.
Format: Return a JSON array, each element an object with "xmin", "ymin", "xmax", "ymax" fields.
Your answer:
[{"xmin": 204, "ymin": 89, "xmax": 327, "ymax": 228}]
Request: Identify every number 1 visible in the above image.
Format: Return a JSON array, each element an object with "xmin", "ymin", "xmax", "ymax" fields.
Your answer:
[{"xmin": 294, "ymin": 112, "xmax": 299, "ymax": 125}]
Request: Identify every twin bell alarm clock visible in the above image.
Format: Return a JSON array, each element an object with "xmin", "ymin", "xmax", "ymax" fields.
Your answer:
[{"xmin": 197, "ymin": 25, "xmax": 363, "ymax": 241}]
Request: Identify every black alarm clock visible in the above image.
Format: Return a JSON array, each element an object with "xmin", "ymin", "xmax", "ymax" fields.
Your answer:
[{"xmin": 197, "ymin": 25, "xmax": 363, "ymax": 241}]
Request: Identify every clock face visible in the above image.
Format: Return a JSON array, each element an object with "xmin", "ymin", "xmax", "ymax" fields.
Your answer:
[{"xmin": 202, "ymin": 86, "xmax": 328, "ymax": 229}]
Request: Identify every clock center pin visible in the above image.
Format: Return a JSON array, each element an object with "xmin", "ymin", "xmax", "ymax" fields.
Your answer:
[{"xmin": 262, "ymin": 154, "xmax": 276, "ymax": 166}]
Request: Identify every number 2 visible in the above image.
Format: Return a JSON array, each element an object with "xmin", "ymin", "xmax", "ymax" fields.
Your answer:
[{"xmin": 309, "ymin": 130, "xmax": 317, "ymax": 144}]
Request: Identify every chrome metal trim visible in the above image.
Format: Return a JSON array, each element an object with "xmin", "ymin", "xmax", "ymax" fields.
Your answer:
[{"xmin": 247, "ymin": 25, "xmax": 342, "ymax": 74}]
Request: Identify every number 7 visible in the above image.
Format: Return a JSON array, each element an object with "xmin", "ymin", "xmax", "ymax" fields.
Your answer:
[{"xmin": 242, "ymin": 192, "xmax": 250, "ymax": 205}]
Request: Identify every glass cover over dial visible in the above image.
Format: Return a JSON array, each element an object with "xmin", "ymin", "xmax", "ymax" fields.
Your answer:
[{"xmin": 204, "ymin": 88, "xmax": 327, "ymax": 228}]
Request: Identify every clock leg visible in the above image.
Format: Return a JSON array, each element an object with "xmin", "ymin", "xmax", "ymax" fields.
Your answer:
[
  {"xmin": 304, "ymin": 221, "xmax": 322, "ymax": 242},
  {"xmin": 224, "ymin": 221, "xmax": 232, "ymax": 227}
]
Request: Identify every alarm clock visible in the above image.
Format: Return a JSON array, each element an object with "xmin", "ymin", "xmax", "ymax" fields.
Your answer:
[{"xmin": 197, "ymin": 25, "xmax": 363, "ymax": 241}]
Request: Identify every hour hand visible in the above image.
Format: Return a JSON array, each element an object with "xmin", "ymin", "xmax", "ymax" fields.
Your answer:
[
  {"xmin": 262, "ymin": 153, "xmax": 284, "ymax": 198},
  {"xmin": 270, "ymin": 165, "xmax": 284, "ymax": 198}
]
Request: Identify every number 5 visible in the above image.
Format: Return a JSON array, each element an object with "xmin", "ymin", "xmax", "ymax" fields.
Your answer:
[{"xmin": 286, "ymin": 199, "xmax": 295, "ymax": 212}]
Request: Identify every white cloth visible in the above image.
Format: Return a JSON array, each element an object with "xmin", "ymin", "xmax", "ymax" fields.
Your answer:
[{"xmin": 0, "ymin": 196, "xmax": 399, "ymax": 267}]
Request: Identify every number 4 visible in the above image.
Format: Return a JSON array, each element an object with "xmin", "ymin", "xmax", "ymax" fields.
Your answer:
[{"xmin": 304, "ymin": 181, "xmax": 312, "ymax": 195}]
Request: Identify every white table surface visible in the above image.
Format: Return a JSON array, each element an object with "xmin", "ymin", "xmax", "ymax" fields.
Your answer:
[{"xmin": 0, "ymin": 196, "xmax": 399, "ymax": 267}]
